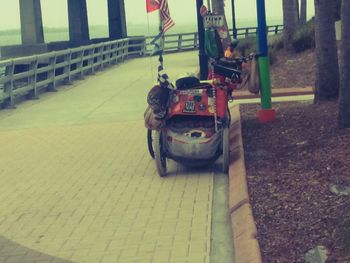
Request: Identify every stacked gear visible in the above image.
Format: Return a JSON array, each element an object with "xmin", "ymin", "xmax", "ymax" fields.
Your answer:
[{"xmin": 145, "ymin": 64, "xmax": 174, "ymax": 128}]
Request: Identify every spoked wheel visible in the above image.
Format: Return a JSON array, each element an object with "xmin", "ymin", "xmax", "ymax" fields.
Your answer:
[
  {"xmin": 222, "ymin": 126, "xmax": 230, "ymax": 173},
  {"xmin": 154, "ymin": 131, "xmax": 167, "ymax": 177},
  {"xmin": 147, "ymin": 129, "xmax": 155, "ymax": 159}
]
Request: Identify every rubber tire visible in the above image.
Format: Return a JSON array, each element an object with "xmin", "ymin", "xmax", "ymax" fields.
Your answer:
[
  {"xmin": 222, "ymin": 127, "xmax": 230, "ymax": 173},
  {"xmin": 147, "ymin": 129, "xmax": 155, "ymax": 159},
  {"xmin": 154, "ymin": 131, "xmax": 167, "ymax": 177}
]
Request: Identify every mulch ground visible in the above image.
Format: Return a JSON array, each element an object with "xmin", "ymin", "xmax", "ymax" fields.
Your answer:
[
  {"xmin": 241, "ymin": 101, "xmax": 350, "ymax": 262},
  {"xmin": 270, "ymin": 49, "xmax": 316, "ymax": 89}
]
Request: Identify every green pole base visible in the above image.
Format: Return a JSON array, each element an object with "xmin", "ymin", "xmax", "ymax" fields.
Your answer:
[
  {"xmin": 258, "ymin": 56, "xmax": 272, "ymax": 110},
  {"xmin": 258, "ymin": 109, "xmax": 276, "ymax": 123}
]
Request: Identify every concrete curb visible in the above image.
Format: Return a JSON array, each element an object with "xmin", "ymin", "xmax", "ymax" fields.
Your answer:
[
  {"xmin": 228, "ymin": 105, "xmax": 262, "ymax": 263},
  {"xmin": 234, "ymin": 87, "xmax": 313, "ymax": 99}
]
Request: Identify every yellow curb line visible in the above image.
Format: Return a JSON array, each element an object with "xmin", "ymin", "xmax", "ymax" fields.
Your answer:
[{"xmin": 228, "ymin": 105, "xmax": 262, "ymax": 263}]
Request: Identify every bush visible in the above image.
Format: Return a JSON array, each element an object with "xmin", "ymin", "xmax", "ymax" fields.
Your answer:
[
  {"xmin": 269, "ymin": 49, "xmax": 277, "ymax": 65},
  {"xmin": 292, "ymin": 19, "xmax": 315, "ymax": 53},
  {"xmin": 269, "ymin": 35, "xmax": 284, "ymax": 51},
  {"xmin": 235, "ymin": 35, "xmax": 280, "ymax": 65},
  {"xmin": 236, "ymin": 37, "xmax": 257, "ymax": 57}
]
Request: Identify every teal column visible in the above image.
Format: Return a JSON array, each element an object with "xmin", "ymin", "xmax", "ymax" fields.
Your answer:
[
  {"xmin": 19, "ymin": 0, "xmax": 44, "ymax": 44},
  {"xmin": 256, "ymin": 0, "xmax": 275, "ymax": 123},
  {"xmin": 108, "ymin": 0, "xmax": 127, "ymax": 40},
  {"xmin": 68, "ymin": 0, "xmax": 90, "ymax": 44}
]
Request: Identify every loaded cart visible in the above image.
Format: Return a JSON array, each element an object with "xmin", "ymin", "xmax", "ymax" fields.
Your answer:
[{"xmin": 146, "ymin": 57, "xmax": 250, "ymax": 177}]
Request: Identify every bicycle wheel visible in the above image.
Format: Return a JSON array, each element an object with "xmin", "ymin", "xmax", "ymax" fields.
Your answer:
[{"xmin": 147, "ymin": 129, "xmax": 155, "ymax": 159}]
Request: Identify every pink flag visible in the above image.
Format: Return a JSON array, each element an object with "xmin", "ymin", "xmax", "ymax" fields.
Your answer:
[{"xmin": 146, "ymin": 0, "xmax": 159, "ymax": 13}]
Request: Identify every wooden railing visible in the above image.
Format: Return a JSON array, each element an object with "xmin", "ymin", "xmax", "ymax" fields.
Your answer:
[
  {"xmin": 231, "ymin": 24, "xmax": 283, "ymax": 38},
  {"xmin": 141, "ymin": 24, "xmax": 283, "ymax": 54},
  {"xmin": 0, "ymin": 25, "xmax": 283, "ymax": 108},
  {"xmin": 0, "ymin": 39, "xmax": 128, "ymax": 107}
]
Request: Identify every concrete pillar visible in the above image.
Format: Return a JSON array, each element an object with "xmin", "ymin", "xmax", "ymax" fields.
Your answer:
[
  {"xmin": 19, "ymin": 0, "xmax": 45, "ymax": 44},
  {"xmin": 108, "ymin": 0, "xmax": 127, "ymax": 39},
  {"xmin": 67, "ymin": 0, "xmax": 90, "ymax": 43}
]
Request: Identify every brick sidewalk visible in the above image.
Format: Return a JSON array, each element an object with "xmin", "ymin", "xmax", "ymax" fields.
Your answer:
[
  {"xmin": 0, "ymin": 121, "xmax": 214, "ymax": 263},
  {"xmin": 0, "ymin": 51, "xmax": 223, "ymax": 263}
]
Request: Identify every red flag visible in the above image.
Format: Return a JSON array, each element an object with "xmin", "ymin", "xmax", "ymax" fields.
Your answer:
[{"xmin": 146, "ymin": 0, "xmax": 159, "ymax": 13}]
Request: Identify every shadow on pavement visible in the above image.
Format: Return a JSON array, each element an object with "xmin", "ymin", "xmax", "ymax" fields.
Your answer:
[{"xmin": 0, "ymin": 235, "xmax": 72, "ymax": 263}]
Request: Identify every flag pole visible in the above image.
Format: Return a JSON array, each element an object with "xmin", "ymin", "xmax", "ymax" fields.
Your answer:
[
  {"xmin": 158, "ymin": 9, "xmax": 164, "ymax": 74},
  {"xmin": 207, "ymin": 0, "xmax": 211, "ymax": 11},
  {"xmin": 146, "ymin": 0, "xmax": 174, "ymax": 78}
]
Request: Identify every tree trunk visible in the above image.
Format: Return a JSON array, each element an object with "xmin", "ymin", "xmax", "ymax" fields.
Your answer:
[
  {"xmin": 211, "ymin": 0, "xmax": 231, "ymax": 50},
  {"xmin": 300, "ymin": 0, "xmax": 307, "ymax": 25},
  {"xmin": 314, "ymin": 0, "xmax": 339, "ymax": 102},
  {"xmin": 283, "ymin": 0, "xmax": 298, "ymax": 51},
  {"xmin": 295, "ymin": 0, "xmax": 300, "ymax": 23},
  {"xmin": 334, "ymin": 0, "xmax": 342, "ymax": 22},
  {"xmin": 338, "ymin": 0, "xmax": 350, "ymax": 128}
]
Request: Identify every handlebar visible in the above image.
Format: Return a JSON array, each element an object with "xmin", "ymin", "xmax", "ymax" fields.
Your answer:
[
  {"xmin": 211, "ymin": 53, "xmax": 257, "ymax": 82},
  {"xmin": 217, "ymin": 53, "xmax": 258, "ymax": 65}
]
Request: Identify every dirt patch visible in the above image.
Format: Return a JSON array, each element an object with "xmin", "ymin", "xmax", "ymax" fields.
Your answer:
[
  {"xmin": 270, "ymin": 49, "xmax": 316, "ymax": 89},
  {"xmin": 237, "ymin": 48, "xmax": 316, "ymax": 91},
  {"xmin": 241, "ymin": 101, "xmax": 350, "ymax": 262}
]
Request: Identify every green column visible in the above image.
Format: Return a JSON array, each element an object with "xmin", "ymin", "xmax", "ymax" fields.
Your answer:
[
  {"xmin": 258, "ymin": 56, "xmax": 272, "ymax": 110},
  {"xmin": 256, "ymin": 0, "xmax": 275, "ymax": 123}
]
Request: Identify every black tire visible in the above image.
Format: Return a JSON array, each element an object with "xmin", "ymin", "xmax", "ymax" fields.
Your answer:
[
  {"xmin": 227, "ymin": 106, "xmax": 231, "ymax": 124},
  {"xmin": 154, "ymin": 131, "xmax": 167, "ymax": 177},
  {"xmin": 222, "ymin": 127, "xmax": 230, "ymax": 173},
  {"xmin": 147, "ymin": 129, "xmax": 155, "ymax": 159}
]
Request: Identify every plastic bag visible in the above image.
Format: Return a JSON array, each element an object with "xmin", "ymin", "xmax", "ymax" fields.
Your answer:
[
  {"xmin": 248, "ymin": 56, "xmax": 260, "ymax": 94},
  {"xmin": 144, "ymin": 106, "xmax": 162, "ymax": 130}
]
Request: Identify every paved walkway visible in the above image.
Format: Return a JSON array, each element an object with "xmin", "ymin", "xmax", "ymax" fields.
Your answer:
[{"xmin": 0, "ymin": 52, "xmax": 233, "ymax": 263}]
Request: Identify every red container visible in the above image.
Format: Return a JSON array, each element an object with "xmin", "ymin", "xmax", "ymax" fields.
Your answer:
[
  {"xmin": 215, "ymin": 86, "xmax": 228, "ymax": 118},
  {"xmin": 168, "ymin": 86, "xmax": 228, "ymax": 119}
]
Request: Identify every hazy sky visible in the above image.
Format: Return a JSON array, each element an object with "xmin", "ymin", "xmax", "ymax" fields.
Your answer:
[{"xmin": 0, "ymin": 0, "xmax": 315, "ymax": 30}]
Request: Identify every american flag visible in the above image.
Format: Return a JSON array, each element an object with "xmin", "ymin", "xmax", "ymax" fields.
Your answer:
[{"xmin": 146, "ymin": 0, "xmax": 175, "ymax": 33}]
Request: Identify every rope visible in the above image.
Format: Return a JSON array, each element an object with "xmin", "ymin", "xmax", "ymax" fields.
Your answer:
[{"xmin": 146, "ymin": 14, "xmax": 155, "ymax": 82}]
